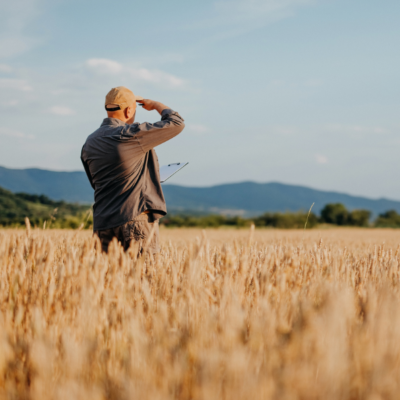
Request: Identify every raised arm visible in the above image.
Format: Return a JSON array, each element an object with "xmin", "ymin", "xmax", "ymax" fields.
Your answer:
[
  {"xmin": 128, "ymin": 99, "xmax": 185, "ymax": 153},
  {"xmin": 140, "ymin": 99, "xmax": 170, "ymax": 115}
]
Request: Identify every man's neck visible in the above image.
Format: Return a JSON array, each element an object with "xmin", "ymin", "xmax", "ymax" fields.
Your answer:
[{"xmin": 106, "ymin": 113, "xmax": 135, "ymax": 125}]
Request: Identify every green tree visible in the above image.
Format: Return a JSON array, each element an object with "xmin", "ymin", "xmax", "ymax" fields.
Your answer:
[
  {"xmin": 348, "ymin": 210, "xmax": 371, "ymax": 227},
  {"xmin": 0, "ymin": 186, "xmax": 92, "ymax": 228},
  {"xmin": 320, "ymin": 203, "xmax": 349, "ymax": 225},
  {"xmin": 375, "ymin": 210, "xmax": 400, "ymax": 228},
  {"xmin": 254, "ymin": 212, "xmax": 318, "ymax": 229}
]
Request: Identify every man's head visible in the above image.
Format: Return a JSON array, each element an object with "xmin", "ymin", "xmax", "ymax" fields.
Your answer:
[{"xmin": 105, "ymin": 86, "xmax": 143, "ymax": 124}]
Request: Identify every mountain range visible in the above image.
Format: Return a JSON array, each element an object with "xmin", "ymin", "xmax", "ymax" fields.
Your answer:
[{"xmin": 1, "ymin": 165, "xmax": 399, "ymax": 217}]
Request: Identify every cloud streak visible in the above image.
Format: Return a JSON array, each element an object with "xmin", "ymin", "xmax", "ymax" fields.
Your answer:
[
  {"xmin": 0, "ymin": 127, "xmax": 34, "ymax": 139},
  {"xmin": 49, "ymin": 106, "xmax": 76, "ymax": 116},
  {"xmin": 181, "ymin": 0, "xmax": 317, "ymax": 42},
  {"xmin": 85, "ymin": 58, "xmax": 185, "ymax": 88},
  {"xmin": 0, "ymin": 63, "xmax": 12, "ymax": 73},
  {"xmin": 0, "ymin": 0, "xmax": 43, "ymax": 59},
  {"xmin": 315, "ymin": 154, "xmax": 328, "ymax": 164},
  {"xmin": 215, "ymin": 0, "xmax": 315, "ymax": 20},
  {"xmin": 325, "ymin": 124, "xmax": 388, "ymax": 135},
  {"xmin": 0, "ymin": 78, "xmax": 33, "ymax": 91},
  {"xmin": 187, "ymin": 124, "xmax": 209, "ymax": 135}
]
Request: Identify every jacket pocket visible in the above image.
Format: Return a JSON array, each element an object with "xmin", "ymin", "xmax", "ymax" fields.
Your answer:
[{"xmin": 123, "ymin": 220, "xmax": 147, "ymax": 241}]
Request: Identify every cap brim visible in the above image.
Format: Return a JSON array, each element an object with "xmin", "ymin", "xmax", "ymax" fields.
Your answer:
[{"xmin": 135, "ymin": 96, "xmax": 144, "ymax": 102}]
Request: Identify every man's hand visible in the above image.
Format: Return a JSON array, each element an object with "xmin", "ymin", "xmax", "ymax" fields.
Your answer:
[{"xmin": 137, "ymin": 99, "xmax": 170, "ymax": 115}]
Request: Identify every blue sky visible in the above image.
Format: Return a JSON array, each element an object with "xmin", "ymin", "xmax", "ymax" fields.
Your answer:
[{"xmin": 0, "ymin": 0, "xmax": 399, "ymax": 199}]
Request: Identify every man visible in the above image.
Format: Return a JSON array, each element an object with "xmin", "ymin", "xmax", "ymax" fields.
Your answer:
[{"xmin": 81, "ymin": 86, "xmax": 185, "ymax": 254}]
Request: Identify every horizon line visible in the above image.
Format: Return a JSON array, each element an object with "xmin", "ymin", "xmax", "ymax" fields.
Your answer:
[{"xmin": 1, "ymin": 165, "xmax": 399, "ymax": 203}]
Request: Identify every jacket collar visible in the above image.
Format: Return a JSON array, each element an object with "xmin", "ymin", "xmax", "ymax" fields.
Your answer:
[{"xmin": 101, "ymin": 118, "xmax": 127, "ymax": 127}]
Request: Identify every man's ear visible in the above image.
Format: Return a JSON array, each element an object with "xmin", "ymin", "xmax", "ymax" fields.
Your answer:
[{"xmin": 125, "ymin": 104, "xmax": 135, "ymax": 119}]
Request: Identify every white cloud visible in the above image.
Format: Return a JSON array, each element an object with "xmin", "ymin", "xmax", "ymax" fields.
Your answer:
[
  {"xmin": 274, "ymin": 126, "xmax": 298, "ymax": 135},
  {"xmin": 270, "ymin": 79, "xmax": 286, "ymax": 86},
  {"xmin": 1, "ymin": 99, "xmax": 18, "ymax": 107},
  {"xmin": 216, "ymin": 0, "xmax": 315, "ymax": 18},
  {"xmin": 207, "ymin": 0, "xmax": 317, "ymax": 36},
  {"xmin": 85, "ymin": 58, "xmax": 123, "ymax": 74},
  {"xmin": 181, "ymin": 0, "xmax": 318, "ymax": 42},
  {"xmin": 0, "ymin": 0, "xmax": 43, "ymax": 59},
  {"xmin": 49, "ymin": 106, "xmax": 76, "ymax": 116},
  {"xmin": 85, "ymin": 58, "xmax": 185, "ymax": 88},
  {"xmin": 187, "ymin": 124, "xmax": 209, "ymax": 134},
  {"xmin": 315, "ymin": 154, "xmax": 328, "ymax": 164},
  {"xmin": 167, "ymin": 0, "xmax": 315, "ymax": 51},
  {"xmin": 133, "ymin": 68, "xmax": 184, "ymax": 87},
  {"xmin": 0, "ymin": 63, "xmax": 12, "ymax": 73},
  {"xmin": 0, "ymin": 78, "xmax": 33, "ymax": 91},
  {"xmin": 326, "ymin": 124, "xmax": 388, "ymax": 135},
  {"xmin": 0, "ymin": 127, "xmax": 34, "ymax": 139},
  {"xmin": 304, "ymin": 78, "xmax": 323, "ymax": 87}
]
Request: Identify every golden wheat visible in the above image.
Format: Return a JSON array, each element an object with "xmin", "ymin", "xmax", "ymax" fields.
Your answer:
[{"xmin": 1, "ymin": 226, "xmax": 400, "ymax": 399}]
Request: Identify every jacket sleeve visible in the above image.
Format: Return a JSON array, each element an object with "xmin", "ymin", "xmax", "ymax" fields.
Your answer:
[
  {"xmin": 81, "ymin": 146, "xmax": 95, "ymax": 190},
  {"xmin": 128, "ymin": 109, "xmax": 185, "ymax": 153}
]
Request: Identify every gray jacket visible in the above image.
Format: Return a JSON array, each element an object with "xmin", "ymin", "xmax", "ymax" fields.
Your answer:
[{"xmin": 81, "ymin": 109, "xmax": 185, "ymax": 230}]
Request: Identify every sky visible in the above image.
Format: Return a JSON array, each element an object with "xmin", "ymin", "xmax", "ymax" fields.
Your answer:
[{"xmin": 0, "ymin": 0, "xmax": 399, "ymax": 199}]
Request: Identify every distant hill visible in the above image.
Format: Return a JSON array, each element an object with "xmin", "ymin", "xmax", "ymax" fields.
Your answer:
[
  {"xmin": 162, "ymin": 183, "xmax": 400, "ymax": 217},
  {"xmin": 1, "ymin": 166, "xmax": 400, "ymax": 217},
  {"xmin": 0, "ymin": 166, "xmax": 93, "ymax": 203},
  {"xmin": 0, "ymin": 186, "xmax": 91, "ymax": 228}
]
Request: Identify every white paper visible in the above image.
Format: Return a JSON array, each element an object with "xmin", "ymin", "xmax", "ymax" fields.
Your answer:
[{"xmin": 160, "ymin": 162, "xmax": 188, "ymax": 183}]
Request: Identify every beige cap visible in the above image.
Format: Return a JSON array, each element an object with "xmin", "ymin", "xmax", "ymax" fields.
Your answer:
[{"xmin": 105, "ymin": 86, "xmax": 143, "ymax": 111}]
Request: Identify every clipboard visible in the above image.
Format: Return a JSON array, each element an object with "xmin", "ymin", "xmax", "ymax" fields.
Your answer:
[{"xmin": 160, "ymin": 162, "xmax": 188, "ymax": 183}]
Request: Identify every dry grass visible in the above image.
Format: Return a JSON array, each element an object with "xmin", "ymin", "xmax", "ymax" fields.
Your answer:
[{"xmin": 1, "ymin": 226, "xmax": 400, "ymax": 399}]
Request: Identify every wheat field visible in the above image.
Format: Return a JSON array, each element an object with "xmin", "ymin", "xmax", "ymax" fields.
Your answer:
[{"xmin": 1, "ymin": 226, "xmax": 400, "ymax": 399}]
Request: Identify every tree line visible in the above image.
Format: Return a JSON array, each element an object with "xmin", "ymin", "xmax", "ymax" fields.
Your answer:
[
  {"xmin": 0, "ymin": 187, "xmax": 92, "ymax": 229},
  {"xmin": 1, "ymin": 185, "xmax": 400, "ymax": 229},
  {"xmin": 160, "ymin": 203, "xmax": 400, "ymax": 229}
]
